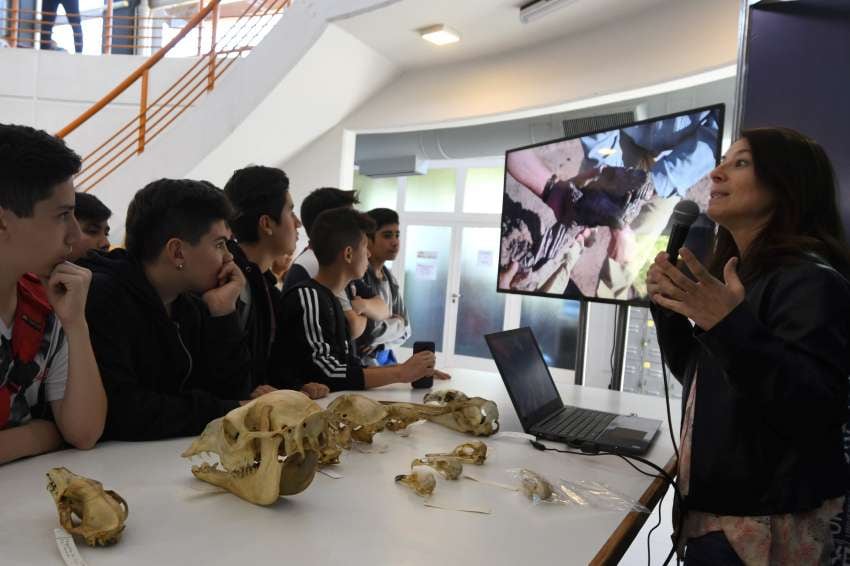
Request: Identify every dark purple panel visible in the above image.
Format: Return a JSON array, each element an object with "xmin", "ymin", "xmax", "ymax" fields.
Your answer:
[{"xmin": 742, "ymin": 2, "xmax": 850, "ymax": 235}]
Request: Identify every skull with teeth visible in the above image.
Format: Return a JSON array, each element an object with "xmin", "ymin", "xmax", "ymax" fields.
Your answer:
[
  {"xmin": 181, "ymin": 390, "xmax": 334, "ymax": 505},
  {"xmin": 46, "ymin": 468, "xmax": 128, "ymax": 547}
]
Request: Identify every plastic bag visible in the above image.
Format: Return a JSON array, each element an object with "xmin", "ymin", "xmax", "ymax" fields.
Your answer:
[{"xmin": 508, "ymin": 468, "xmax": 649, "ymax": 513}]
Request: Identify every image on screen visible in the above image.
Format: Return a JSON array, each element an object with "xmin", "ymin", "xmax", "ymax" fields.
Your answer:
[{"xmin": 497, "ymin": 104, "xmax": 724, "ymax": 305}]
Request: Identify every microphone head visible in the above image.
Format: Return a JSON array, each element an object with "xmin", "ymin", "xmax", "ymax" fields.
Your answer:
[{"xmin": 671, "ymin": 200, "xmax": 700, "ymax": 227}]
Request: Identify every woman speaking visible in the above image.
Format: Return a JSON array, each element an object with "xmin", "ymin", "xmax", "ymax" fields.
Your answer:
[{"xmin": 647, "ymin": 127, "xmax": 850, "ymax": 565}]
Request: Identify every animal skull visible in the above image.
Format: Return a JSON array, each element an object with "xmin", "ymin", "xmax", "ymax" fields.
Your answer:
[
  {"xmin": 518, "ymin": 469, "xmax": 555, "ymax": 502},
  {"xmin": 46, "ymin": 468, "xmax": 128, "ymax": 547},
  {"xmin": 412, "ymin": 457, "xmax": 463, "ymax": 480},
  {"xmin": 425, "ymin": 441, "xmax": 488, "ymax": 465},
  {"xmin": 327, "ymin": 392, "xmax": 499, "ymax": 446},
  {"xmin": 182, "ymin": 390, "xmax": 334, "ymax": 505},
  {"xmin": 395, "ymin": 470, "xmax": 436, "ymax": 497},
  {"xmin": 383, "ymin": 393, "xmax": 500, "ymax": 437}
]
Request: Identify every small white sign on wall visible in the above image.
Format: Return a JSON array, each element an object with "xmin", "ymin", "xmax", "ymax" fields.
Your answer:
[
  {"xmin": 477, "ymin": 250, "xmax": 494, "ymax": 267},
  {"xmin": 415, "ymin": 251, "xmax": 438, "ymax": 281}
]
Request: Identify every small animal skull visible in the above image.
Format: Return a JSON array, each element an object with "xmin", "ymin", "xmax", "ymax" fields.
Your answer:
[
  {"xmin": 395, "ymin": 470, "xmax": 436, "ymax": 497},
  {"xmin": 412, "ymin": 457, "xmax": 463, "ymax": 480},
  {"xmin": 518, "ymin": 469, "xmax": 555, "ymax": 502},
  {"xmin": 425, "ymin": 441, "xmax": 488, "ymax": 465},
  {"xmin": 46, "ymin": 468, "xmax": 128, "ymax": 547},
  {"xmin": 182, "ymin": 390, "xmax": 334, "ymax": 505}
]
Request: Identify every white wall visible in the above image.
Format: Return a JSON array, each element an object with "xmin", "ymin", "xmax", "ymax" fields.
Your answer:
[
  {"xmin": 186, "ymin": 25, "xmax": 397, "ymax": 188},
  {"xmin": 0, "ymin": 49, "xmax": 199, "ymax": 159}
]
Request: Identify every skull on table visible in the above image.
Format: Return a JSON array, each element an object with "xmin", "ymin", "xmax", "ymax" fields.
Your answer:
[
  {"xmin": 46, "ymin": 467, "xmax": 129, "ymax": 547},
  {"xmin": 181, "ymin": 390, "xmax": 335, "ymax": 505}
]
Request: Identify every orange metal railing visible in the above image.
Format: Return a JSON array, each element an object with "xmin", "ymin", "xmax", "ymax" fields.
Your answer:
[
  {"xmin": 52, "ymin": 0, "xmax": 290, "ymax": 192},
  {"xmin": 1, "ymin": 0, "xmax": 273, "ymax": 55}
]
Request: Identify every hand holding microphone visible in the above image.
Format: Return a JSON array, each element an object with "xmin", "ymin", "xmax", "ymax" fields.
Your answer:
[{"xmin": 647, "ymin": 200, "xmax": 745, "ymax": 330}]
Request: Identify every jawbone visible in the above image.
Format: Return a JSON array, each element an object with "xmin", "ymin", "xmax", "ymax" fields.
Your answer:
[{"xmin": 191, "ymin": 436, "xmax": 284, "ymax": 506}]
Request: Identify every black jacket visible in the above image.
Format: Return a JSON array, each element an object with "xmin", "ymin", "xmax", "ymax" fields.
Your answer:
[
  {"xmin": 229, "ymin": 240, "xmax": 281, "ymax": 391},
  {"xmin": 274, "ymin": 279, "xmax": 365, "ymax": 391},
  {"xmin": 652, "ymin": 256, "xmax": 850, "ymax": 516},
  {"xmin": 81, "ymin": 249, "xmax": 251, "ymax": 441}
]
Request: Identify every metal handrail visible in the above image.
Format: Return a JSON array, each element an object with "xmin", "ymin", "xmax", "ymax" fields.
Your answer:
[{"xmin": 53, "ymin": 0, "xmax": 290, "ymax": 192}]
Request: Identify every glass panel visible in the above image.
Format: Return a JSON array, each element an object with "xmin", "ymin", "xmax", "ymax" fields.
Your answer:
[
  {"xmin": 463, "ymin": 167, "xmax": 505, "ymax": 214},
  {"xmin": 518, "ymin": 296, "xmax": 580, "ymax": 370},
  {"xmin": 353, "ymin": 173, "xmax": 398, "ymax": 212},
  {"xmin": 621, "ymin": 306, "xmax": 682, "ymax": 398},
  {"xmin": 402, "ymin": 225, "xmax": 452, "ymax": 352},
  {"xmin": 454, "ymin": 227, "xmax": 506, "ymax": 358},
  {"xmin": 405, "ymin": 168, "xmax": 456, "ymax": 213}
]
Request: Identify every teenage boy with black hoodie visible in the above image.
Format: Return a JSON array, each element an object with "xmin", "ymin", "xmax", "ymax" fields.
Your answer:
[
  {"xmin": 0, "ymin": 124, "xmax": 106, "ymax": 464},
  {"xmin": 277, "ymin": 207, "xmax": 441, "ymax": 391},
  {"xmin": 223, "ymin": 165, "xmax": 328, "ymax": 399},
  {"xmin": 80, "ymin": 179, "xmax": 253, "ymax": 441}
]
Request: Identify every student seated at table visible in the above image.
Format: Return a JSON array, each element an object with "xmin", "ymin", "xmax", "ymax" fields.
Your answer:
[
  {"xmin": 283, "ymin": 187, "xmax": 389, "ymax": 339},
  {"xmin": 0, "ymin": 124, "xmax": 106, "ymax": 464},
  {"xmin": 276, "ymin": 207, "xmax": 441, "ymax": 391},
  {"xmin": 80, "ymin": 179, "xmax": 253, "ymax": 441},
  {"xmin": 69, "ymin": 192, "xmax": 111, "ymax": 261},
  {"xmin": 223, "ymin": 165, "xmax": 328, "ymax": 400}
]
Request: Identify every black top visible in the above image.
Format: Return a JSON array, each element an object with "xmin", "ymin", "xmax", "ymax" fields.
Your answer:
[
  {"xmin": 274, "ymin": 279, "xmax": 365, "ymax": 391},
  {"xmin": 652, "ymin": 255, "xmax": 850, "ymax": 516},
  {"xmin": 228, "ymin": 240, "xmax": 281, "ymax": 391},
  {"xmin": 81, "ymin": 249, "xmax": 251, "ymax": 441}
]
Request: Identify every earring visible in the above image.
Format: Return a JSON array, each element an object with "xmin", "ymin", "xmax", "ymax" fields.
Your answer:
[{"xmin": 176, "ymin": 263, "xmax": 184, "ymax": 271}]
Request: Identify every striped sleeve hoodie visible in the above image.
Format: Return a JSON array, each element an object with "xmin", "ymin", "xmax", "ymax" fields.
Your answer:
[{"xmin": 274, "ymin": 279, "xmax": 365, "ymax": 391}]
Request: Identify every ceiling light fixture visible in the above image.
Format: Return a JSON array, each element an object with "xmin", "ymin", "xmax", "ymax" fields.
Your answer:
[
  {"xmin": 519, "ymin": 0, "xmax": 580, "ymax": 24},
  {"xmin": 419, "ymin": 24, "xmax": 461, "ymax": 46}
]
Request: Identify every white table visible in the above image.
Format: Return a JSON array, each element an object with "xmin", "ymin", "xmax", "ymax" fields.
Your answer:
[{"xmin": 0, "ymin": 369, "xmax": 680, "ymax": 565}]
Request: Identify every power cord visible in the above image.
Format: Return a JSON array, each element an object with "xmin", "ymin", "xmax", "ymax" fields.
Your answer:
[
  {"xmin": 657, "ymin": 338, "xmax": 683, "ymax": 566},
  {"xmin": 529, "ymin": 439, "xmax": 681, "ymax": 566}
]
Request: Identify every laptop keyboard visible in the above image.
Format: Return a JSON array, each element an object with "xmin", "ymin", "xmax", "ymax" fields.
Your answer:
[{"xmin": 538, "ymin": 407, "xmax": 617, "ymax": 442}]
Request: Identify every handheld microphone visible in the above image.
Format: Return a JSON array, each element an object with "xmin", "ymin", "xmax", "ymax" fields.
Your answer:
[{"xmin": 665, "ymin": 200, "xmax": 700, "ymax": 265}]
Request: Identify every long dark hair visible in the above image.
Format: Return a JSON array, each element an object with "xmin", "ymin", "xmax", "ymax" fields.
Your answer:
[{"xmin": 708, "ymin": 127, "xmax": 850, "ymax": 282}]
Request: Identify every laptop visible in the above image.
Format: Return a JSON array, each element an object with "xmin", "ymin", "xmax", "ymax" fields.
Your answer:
[{"xmin": 485, "ymin": 327, "xmax": 661, "ymax": 455}]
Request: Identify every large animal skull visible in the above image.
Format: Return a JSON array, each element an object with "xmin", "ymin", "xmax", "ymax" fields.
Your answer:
[
  {"xmin": 46, "ymin": 468, "xmax": 128, "ymax": 547},
  {"xmin": 182, "ymin": 390, "xmax": 335, "ymax": 505}
]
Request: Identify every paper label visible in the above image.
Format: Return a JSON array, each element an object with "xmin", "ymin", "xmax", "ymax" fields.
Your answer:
[
  {"xmin": 54, "ymin": 528, "xmax": 88, "ymax": 566},
  {"xmin": 318, "ymin": 468, "xmax": 344, "ymax": 479},
  {"xmin": 477, "ymin": 250, "xmax": 494, "ymax": 266}
]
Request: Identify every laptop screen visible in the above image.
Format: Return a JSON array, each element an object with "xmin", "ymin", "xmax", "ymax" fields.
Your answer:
[{"xmin": 485, "ymin": 328, "xmax": 564, "ymax": 430}]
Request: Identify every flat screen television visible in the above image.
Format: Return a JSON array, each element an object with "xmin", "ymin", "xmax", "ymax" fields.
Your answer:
[{"xmin": 497, "ymin": 104, "xmax": 724, "ymax": 306}]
